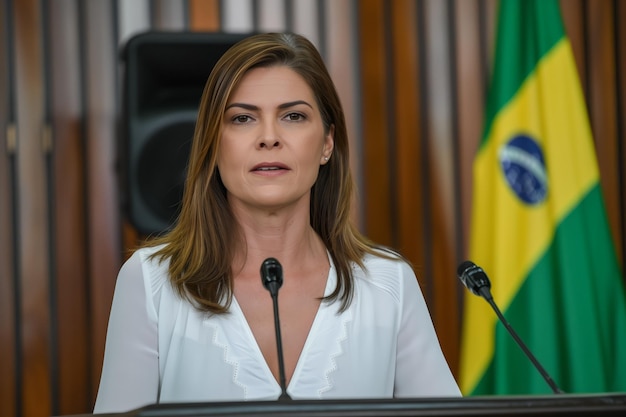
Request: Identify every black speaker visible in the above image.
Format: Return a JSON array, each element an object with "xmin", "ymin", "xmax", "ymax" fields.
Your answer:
[{"xmin": 120, "ymin": 31, "xmax": 251, "ymax": 235}]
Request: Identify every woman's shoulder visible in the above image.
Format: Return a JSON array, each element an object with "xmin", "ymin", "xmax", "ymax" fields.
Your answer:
[
  {"xmin": 357, "ymin": 249, "xmax": 417, "ymax": 295},
  {"xmin": 361, "ymin": 247, "xmax": 412, "ymax": 273},
  {"xmin": 123, "ymin": 243, "xmax": 168, "ymax": 265},
  {"xmin": 130, "ymin": 243, "xmax": 168, "ymax": 262},
  {"xmin": 119, "ymin": 244, "xmax": 171, "ymax": 290}
]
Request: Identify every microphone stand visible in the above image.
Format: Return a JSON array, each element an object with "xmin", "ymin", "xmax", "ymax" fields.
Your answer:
[
  {"xmin": 481, "ymin": 289, "xmax": 564, "ymax": 394},
  {"xmin": 260, "ymin": 258, "xmax": 292, "ymax": 401},
  {"xmin": 269, "ymin": 290, "xmax": 290, "ymax": 400},
  {"xmin": 458, "ymin": 261, "xmax": 564, "ymax": 394}
]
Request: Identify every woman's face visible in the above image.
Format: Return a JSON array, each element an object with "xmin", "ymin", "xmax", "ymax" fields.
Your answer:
[{"xmin": 217, "ymin": 65, "xmax": 334, "ymax": 213}]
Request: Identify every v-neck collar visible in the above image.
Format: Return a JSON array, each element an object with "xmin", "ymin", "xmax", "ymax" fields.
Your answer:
[{"xmin": 227, "ymin": 254, "xmax": 338, "ymax": 394}]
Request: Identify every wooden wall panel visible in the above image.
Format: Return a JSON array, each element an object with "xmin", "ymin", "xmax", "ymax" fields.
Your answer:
[
  {"xmin": 449, "ymin": 0, "xmax": 490, "ymax": 375},
  {"xmin": 586, "ymin": 0, "xmax": 623, "ymax": 261},
  {"xmin": 420, "ymin": 0, "xmax": 461, "ymax": 374},
  {"xmin": 189, "ymin": 0, "xmax": 220, "ymax": 30},
  {"xmin": 560, "ymin": 0, "xmax": 586, "ymax": 88},
  {"xmin": 454, "ymin": 0, "xmax": 488, "ymax": 261},
  {"xmin": 0, "ymin": 171, "xmax": 17, "ymax": 413},
  {"xmin": 325, "ymin": 0, "xmax": 362, "ymax": 227},
  {"xmin": 0, "ymin": 1, "xmax": 17, "ymax": 416},
  {"xmin": 0, "ymin": 141, "xmax": 17, "ymax": 414},
  {"xmin": 618, "ymin": 0, "xmax": 626, "ymax": 270},
  {"xmin": 358, "ymin": 0, "xmax": 394, "ymax": 245},
  {"xmin": 389, "ymin": 0, "xmax": 425, "ymax": 270},
  {"xmin": 152, "ymin": 0, "xmax": 186, "ymax": 30},
  {"xmin": 14, "ymin": 0, "xmax": 52, "ymax": 416},
  {"xmin": 48, "ymin": 1, "xmax": 90, "ymax": 414},
  {"xmin": 83, "ymin": 0, "xmax": 122, "ymax": 405}
]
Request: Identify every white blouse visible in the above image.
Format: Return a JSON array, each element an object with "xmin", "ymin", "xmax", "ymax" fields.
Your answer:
[{"xmin": 94, "ymin": 246, "xmax": 461, "ymax": 414}]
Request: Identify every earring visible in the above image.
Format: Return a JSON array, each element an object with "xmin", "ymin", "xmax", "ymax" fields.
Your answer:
[{"xmin": 324, "ymin": 156, "xmax": 329, "ymax": 161}]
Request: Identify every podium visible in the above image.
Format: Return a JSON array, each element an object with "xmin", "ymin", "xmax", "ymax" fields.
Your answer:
[{"xmin": 67, "ymin": 393, "xmax": 626, "ymax": 416}]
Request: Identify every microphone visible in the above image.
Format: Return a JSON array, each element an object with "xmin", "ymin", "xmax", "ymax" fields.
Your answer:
[
  {"xmin": 457, "ymin": 261, "xmax": 564, "ymax": 394},
  {"xmin": 260, "ymin": 258, "xmax": 292, "ymax": 400}
]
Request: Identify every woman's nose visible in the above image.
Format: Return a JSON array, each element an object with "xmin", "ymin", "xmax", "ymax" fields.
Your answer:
[{"xmin": 257, "ymin": 122, "xmax": 281, "ymax": 149}]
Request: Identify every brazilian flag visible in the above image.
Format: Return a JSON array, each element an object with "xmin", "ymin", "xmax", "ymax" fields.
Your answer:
[{"xmin": 460, "ymin": 0, "xmax": 626, "ymax": 395}]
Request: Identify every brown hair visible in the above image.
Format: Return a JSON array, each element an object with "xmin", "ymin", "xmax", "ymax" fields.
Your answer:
[{"xmin": 148, "ymin": 32, "xmax": 389, "ymax": 313}]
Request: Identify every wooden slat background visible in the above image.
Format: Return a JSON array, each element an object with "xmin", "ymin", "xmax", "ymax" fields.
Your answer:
[
  {"xmin": 0, "ymin": 1, "xmax": 17, "ymax": 415},
  {"xmin": 0, "ymin": 1, "xmax": 624, "ymax": 416}
]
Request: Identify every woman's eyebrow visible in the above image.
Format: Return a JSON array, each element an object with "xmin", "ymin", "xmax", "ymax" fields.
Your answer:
[
  {"xmin": 225, "ymin": 100, "xmax": 313, "ymax": 111},
  {"xmin": 277, "ymin": 100, "xmax": 313, "ymax": 110},
  {"xmin": 225, "ymin": 102, "xmax": 258, "ymax": 111}
]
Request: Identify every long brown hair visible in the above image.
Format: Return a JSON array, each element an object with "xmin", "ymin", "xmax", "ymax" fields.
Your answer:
[{"xmin": 148, "ymin": 32, "xmax": 388, "ymax": 313}]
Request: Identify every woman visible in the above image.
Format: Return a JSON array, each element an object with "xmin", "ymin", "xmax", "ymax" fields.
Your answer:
[{"xmin": 94, "ymin": 32, "xmax": 460, "ymax": 414}]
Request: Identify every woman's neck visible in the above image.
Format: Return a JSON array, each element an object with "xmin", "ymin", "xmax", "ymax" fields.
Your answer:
[{"xmin": 230, "ymin": 204, "xmax": 328, "ymax": 278}]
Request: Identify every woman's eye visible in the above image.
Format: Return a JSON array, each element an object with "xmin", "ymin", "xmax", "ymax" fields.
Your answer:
[
  {"xmin": 232, "ymin": 115, "xmax": 252, "ymax": 124},
  {"xmin": 284, "ymin": 112, "xmax": 305, "ymax": 122}
]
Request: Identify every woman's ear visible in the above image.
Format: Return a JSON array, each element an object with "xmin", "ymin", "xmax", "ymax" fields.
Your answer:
[{"xmin": 321, "ymin": 124, "xmax": 335, "ymax": 164}]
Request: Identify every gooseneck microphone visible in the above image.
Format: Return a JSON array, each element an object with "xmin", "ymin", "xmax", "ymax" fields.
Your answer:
[
  {"xmin": 457, "ymin": 261, "xmax": 564, "ymax": 394},
  {"xmin": 260, "ymin": 258, "xmax": 292, "ymax": 400}
]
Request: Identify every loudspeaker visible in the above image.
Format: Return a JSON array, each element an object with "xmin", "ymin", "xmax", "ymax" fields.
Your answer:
[{"xmin": 121, "ymin": 31, "xmax": 251, "ymax": 235}]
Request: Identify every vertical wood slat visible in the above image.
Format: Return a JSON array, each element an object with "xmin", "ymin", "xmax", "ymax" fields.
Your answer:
[
  {"xmin": 0, "ymin": 2, "xmax": 17, "ymax": 416},
  {"xmin": 14, "ymin": 0, "xmax": 53, "ymax": 415},
  {"xmin": 189, "ymin": 0, "xmax": 221, "ymax": 31},
  {"xmin": 617, "ymin": 0, "xmax": 626, "ymax": 270},
  {"xmin": 454, "ymin": 0, "xmax": 487, "ymax": 262},
  {"xmin": 358, "ymin": 0, "xmax": 393, "ymax": 245},
  {"xmin": 152, "ymin": 0, "xmax": 186, "ymax": 30},
  {"xmin": 324, "ymin": 0, "xmax": 362, "ymax": 226},
  {"xmin": 480, "ymin": 0, "xmax": 499, "ymax": 85},
  {"xmin": 0, "ymin": 148, "xmax": 17, "ymax": 414},
  {"xmin": 48, "ymin": 1, "xmax": 91, "ymax": 414},
  {"xmin": 586, "ymin": 0, "xmax": 623, "ymax": 261},
  {"xmin": 560, "ymin": 0, "xmax": 586, "ymax": 88},
  {"xmin": 257, "ymin": 0, "xmax": 287, "ymax": 31},
  {"xmin": 389, "ymin": 0, "xmax": 425, "ymax": 275},
  {"xmin": 420, "ymin": 0, "xmax": 460, "ymax": 373},
  {"xmin": 83, "ymin": 0, "xmax": 122, "ymax": 407},
  {"xmin": 450, "ymin": 0, "xmax": 489, "ymax": 375},
  {"xmin": 0, "ymin": 160, "xmax": 17, "ymax": 416}
]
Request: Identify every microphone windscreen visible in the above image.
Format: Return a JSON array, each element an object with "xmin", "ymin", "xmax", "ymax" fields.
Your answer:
[
  {"xmin": 261, "ymin": 257, "xmax": 283, "ymax": 291},
  {"xmin": 457, "ymin": 260, "xmax": 491, "ymax": 297},
  {"xmin": 457, "ymin": 260, "xmax": 476, "ymax": 278}
]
